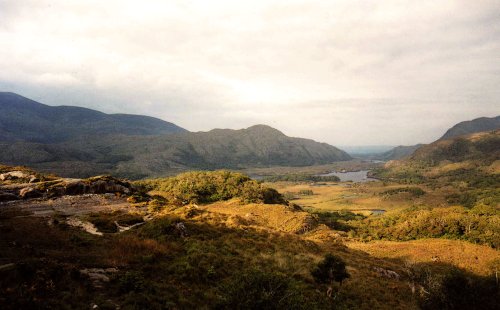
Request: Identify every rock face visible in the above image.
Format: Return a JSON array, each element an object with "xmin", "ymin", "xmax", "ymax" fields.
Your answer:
[
  {"xmin": 44, "ymin": 177, "xmax": 133, "ymax": 198},
  {"xmin": 0, "ymin": 171, "xmax": 31, "ymax": 181},
  {"xmin": 0, "ymin": 166, "xmax": 134, "ymax": 202},
  {"xmin": 19, "ymin": 187, "xmax": 42, "ymax": 199}
]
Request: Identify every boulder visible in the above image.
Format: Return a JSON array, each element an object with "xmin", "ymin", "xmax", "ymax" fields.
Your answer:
[
  {"xmin": 64, "ymin": 181, "xmax": 90, "ymax": 195},
  {"xmin": 19, "ymin": 187, "xmax": 42, "ymax": 199},
  {"xmin": 89, "ymin": 179, "xmax": 130, "ymax": 194},
  {"xmin": 46, "ymin": 185, "xmax": 66, "ymax": 198},
  {"xmin": 0, "ymin": 171, "xmax": 30, "ymax": 181}
]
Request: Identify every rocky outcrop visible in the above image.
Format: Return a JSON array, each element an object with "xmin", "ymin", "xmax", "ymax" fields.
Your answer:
[
  {"xmin": 45, "ymin": 177, "xmax": 132, "ymax": 197},
  {"xmin": 0, "ymin": 171, "xmax": 31, "ymax": 181},
  {"xmin": 19, "ymin": 187, "xmax": 43, "ymax": 199},
  {"xmin": 0, "ymin": 168, "xmax": 134, "ymax": 202}
]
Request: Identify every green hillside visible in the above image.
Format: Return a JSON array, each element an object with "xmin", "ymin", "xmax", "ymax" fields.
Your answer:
[
  {"xmin": 439, "ymin": 116, "xmax": 500, "ymax": 140},
  {"xmin": 0, "ymin": 94, "xmax": 351, "ymax": 178}
]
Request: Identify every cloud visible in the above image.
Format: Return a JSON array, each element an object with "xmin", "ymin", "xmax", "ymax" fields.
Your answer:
[{"xmin": 0, "ymin": 0, "xmax": 499, "ymax": 145}]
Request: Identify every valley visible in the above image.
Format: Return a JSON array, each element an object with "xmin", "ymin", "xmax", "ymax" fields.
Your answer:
[{"xmin": 0, "ymin": 94, "xmax": 498, "ymax": 309}]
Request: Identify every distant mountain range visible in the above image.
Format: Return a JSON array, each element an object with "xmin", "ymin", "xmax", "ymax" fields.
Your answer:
[
  {"xmin": 374, "ymin": 116, "xmax": 500, "ymax": 161},
  {"xmin": 0, "ymin": 92, "xmax": 187, "ymax": 143},
  {"xmin": 377, "ymin": 144, "xmax": 424, "ymax": 161},
  {"xmin": 0, "ymin": 93, "xmax": 351, "ymax": 178}
]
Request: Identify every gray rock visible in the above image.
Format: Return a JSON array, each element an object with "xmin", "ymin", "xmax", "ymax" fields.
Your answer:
[
  {"xmin": 0, "ymin": 171, "xmax": 30, "ymax": 181},
  {"xmin": 19, "ymin": 187, "xmax": 42, "ymax": 199}
]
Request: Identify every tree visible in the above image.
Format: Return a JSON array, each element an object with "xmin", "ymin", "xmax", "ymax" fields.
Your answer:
[{"xmin": 311, "ymin": 254, "xmax": 350, "ymax": 297}]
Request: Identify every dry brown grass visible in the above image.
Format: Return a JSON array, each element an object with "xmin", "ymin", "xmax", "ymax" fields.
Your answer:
[
  {"xmin": 107, "ymin": 234, "xmax": 175, "ymax": 265},
  {"xmin": 200, "ymin": 199, "xmax": 315, "ymax": 233},
  {"xmin": 270, "ymin": 180, "xmax": 454, "ymax": 214},
  {"xmin": 347, "ymin": 239, "xmax": 500, "ymax": 276}
]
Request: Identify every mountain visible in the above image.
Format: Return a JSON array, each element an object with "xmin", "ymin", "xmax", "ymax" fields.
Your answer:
[
  {"xmin": 0, "ymin": 125, "xmax": 351, "ymax": 178},
  {"xmin": 0, "ymin": 92, "xmax": 187, "ymax": 142},
  {"xmin": 377, "ymin": 144, "xmax": 423, "ymax": 161},
  {"xmin": 439, "ymin": 116, "xmax": 500, "ymax": 141},
  {"xmin": 376, "ymin": 130, "xmax": 500, "ymax": 185},
  {"xmin": 0, "ymin": 93, "xmax": 351, "ymax": 178},
  {"xmin": 411, "ymin": 130, "xmax": 499, "ymax": 164},
  {"xmin": 373, "ymin": 116, "xmax": 500, "ymax": 161}
]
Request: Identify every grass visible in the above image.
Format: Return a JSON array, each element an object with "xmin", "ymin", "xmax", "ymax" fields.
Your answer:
[
  {"xmin": 269, "ymin": 181, "xmax": 433, "ymax": 213},
  {"xmin": 2, "ymin": 164, "xmax": 499, "ymax": 309},
  {"xmin": 347, "ymin": 239, "xmax": 500, "ymax": 276},
  {"xmin": 0, "ymin": 200, "xmax": 423, "ymax": 309}
]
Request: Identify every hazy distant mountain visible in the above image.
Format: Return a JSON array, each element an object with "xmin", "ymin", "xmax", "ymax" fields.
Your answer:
[
  {"xmin": 0, "ymin": 93, "xmax": 351, "ymax": 178},
  {"xmin": 0, "ymin": 92, "xmax": 187, "ymax": 142},
  {"xmin": 378, "ymin": 144, "xmax": 423, "ymax": 161},
  {"xmin": 439, "ymin": 116, "xmax": 500, "ymax": 141},
  {"xmin": 340, "ymin": 145, "xmax": 395, "ymax": 156}
]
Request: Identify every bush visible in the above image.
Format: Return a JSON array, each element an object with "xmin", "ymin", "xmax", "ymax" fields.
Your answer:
[
  {"xmin": 411, "ymin": 266, "xmax": 499, "ymax": 310},
  {"xmin": 311, "ymin": 254, "xmax": 350, "ymax": 286},
  {"xmin": 351, "ymin": 206, "xmax": 500, "ymax": 247},
  {"xmin": 216, "ymin": 270, "xmax": 311, "ymax": 309},
  {"xmin": 380, "ymin": 187, "xmax": 426, "ymax": 197},
  {"xmin": 135, "ymin": 170, "xmax": 285, "ymax": 205}
]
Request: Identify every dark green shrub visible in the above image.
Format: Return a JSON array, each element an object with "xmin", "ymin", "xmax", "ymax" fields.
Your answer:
[
  {"xmin": 414, "ymin": 267, "xmax": 499, "ymax": 310},
  {"xmin": 311, "ymin": 254, "xmax": 350, "ymax": 286},
  {"xmin": 117, "ymin": 271, "xmax": 145, "ymax": 293},
  {"xmin": 136, "ymin": 170, "xmax": 285, "ymax": 205},
  {"xmin": 216, "ymin": 270, "xmax": 310, "ymax": 309}
]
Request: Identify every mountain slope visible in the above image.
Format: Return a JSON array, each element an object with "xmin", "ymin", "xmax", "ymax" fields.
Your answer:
[
  {"xmin": 439, "ymin": 116, "xmax": 500, "ymax": 141},
  {"xmin": 411, "ymin": 130, "xmax": 500, "ymax": 164},
  {"xmin": 375, "ymin": 116, "xmax": 500, "ymax": 161},
  {"xmin": 0, "ymin": 92, "xmax": 187, "ymax": 142},
  {"xmin": 375, "ymin": 130, "xmax": 500, "ymax": 188},
  {"xmin": 0, "ymin": 125, "xmax": 351, "ymax": 178},
  {"xmin": 377, "ymin": 144, "xmax": 423, "ymax": 160},
  {"xmin": 0, "ymin": 94, "xmax": 351, "ymax": 178}
]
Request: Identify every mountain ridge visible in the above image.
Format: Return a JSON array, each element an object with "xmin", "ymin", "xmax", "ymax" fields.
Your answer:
[
  {"xmin": 373, "ymin": 115, "xmax": 500, "ymax": 161},
  {"xmin": 439, "ymin": 115, "xmax": 500, "ymax": 141},
  {"xmin": 0, "ymin": 93, "xmax": 351, "ymax": 178},
  {"xmin": 0, "ymin": 92, "xmax": 187, "ymax": 143}
]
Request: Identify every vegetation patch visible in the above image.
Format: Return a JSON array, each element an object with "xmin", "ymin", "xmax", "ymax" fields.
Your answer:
[
  {"xmin": 262, "ymin": 173, "xmax": 340, "ymax": 183},
  {"xmin": 135, "ymin": 170, "xmax": 285, "ymax": 206},
  {"xmin": 380, "ymin": 187, "xmax": 426, "ymax": 198},
  {"xmin": 351, "ymin": 205, "xmax": 500, "ymax": 247},
  {"xmin": 85, "ymin": 211, "xmax": 144, "ymax": 234}
]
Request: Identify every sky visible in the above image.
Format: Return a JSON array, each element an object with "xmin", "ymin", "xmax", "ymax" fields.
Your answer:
[{"xmin": 0, "ymin": 0, "xmax": 499, "ymax": 146}]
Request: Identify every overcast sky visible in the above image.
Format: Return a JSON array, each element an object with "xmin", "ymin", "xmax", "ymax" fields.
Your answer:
[{"xmin": 0, "ymin": 0, "xmax": 499, "ymax": 146}]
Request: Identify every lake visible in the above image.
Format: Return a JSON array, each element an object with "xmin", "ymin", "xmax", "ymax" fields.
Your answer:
[{"xmin": 319, "ymin": 170, "xmax": 376, "ymax": 183}]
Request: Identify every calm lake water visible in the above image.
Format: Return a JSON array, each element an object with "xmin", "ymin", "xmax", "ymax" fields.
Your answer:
[{"xmin": 319, "ymin": 170, "xmax": 376, "ymax": 183}]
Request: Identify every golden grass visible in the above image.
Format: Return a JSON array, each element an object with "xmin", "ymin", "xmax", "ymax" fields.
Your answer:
[
  {"xmin": 484, "ymin": 160, "xmax": 500, "ymax": 174},
  {"xmin": 200, "ymin": 199, "xmax": 314, "ymax": 233},
  {"xmin": 270, "ymin": 180, "xmax": 454, "ymax": 214},
  {"xmin": 426, "ymin": 160, "xmax": 475, "ymax": 177},
  {"xmin": 347, "ymin": 239, "xmax": 500, "ymax": 276}
]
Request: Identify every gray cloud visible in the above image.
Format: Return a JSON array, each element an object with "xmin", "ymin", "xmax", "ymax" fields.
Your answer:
[{"xmin": 0, "ymin": 0, "xmax": 499, "ymax": 145}]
